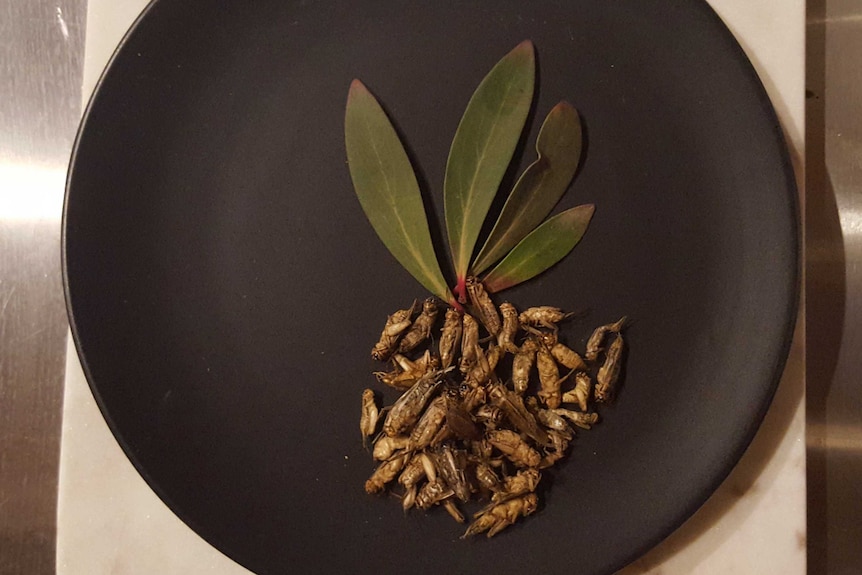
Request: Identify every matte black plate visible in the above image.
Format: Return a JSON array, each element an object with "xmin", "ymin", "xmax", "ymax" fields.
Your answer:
[{"xmin": 63, "ymin": 2, "xmax": 798, "ymax": 574}]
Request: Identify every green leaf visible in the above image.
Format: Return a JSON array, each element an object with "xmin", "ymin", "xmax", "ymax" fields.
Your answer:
[
  {"xmin": 345, "ymin": 79, "xmax": 455, "ymax": 305},
  {"xmin": 471, "ymin": 102, "xmax": 582, "ymax": 275},
  {"xmin": 482, "ymin": 204, "xmax": 595, "ymax": 293},
  {"xmin": 444, "ymin": 40, "xmax": 536, "ymax": 291}
]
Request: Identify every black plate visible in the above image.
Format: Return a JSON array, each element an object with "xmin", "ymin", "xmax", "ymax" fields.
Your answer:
[{"xmin": 63, "ymin": 2, "xmax": 798, "ymax": 574}]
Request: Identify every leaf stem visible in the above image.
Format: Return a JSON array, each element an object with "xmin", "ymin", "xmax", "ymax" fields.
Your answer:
[{"xmin": 454, "ymin": 276, "xmax": 468, "ymax": 304}]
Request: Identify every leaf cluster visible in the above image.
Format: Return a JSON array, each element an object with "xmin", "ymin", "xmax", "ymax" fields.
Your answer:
[{"xmin": 345, "ymin": 41, "xmax": 594, "ymax": 306}]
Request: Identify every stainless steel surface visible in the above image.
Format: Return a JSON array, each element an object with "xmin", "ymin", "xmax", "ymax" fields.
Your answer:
[
  {"xmin": 0, "ymin": 1, "xmax": 85, "ymax": 574},
  {"xmin": 807, "ymin": 1, "xmax": 862, "ymax": 574}
]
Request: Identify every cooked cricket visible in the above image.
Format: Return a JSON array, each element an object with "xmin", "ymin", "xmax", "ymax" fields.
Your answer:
[
  {"xmin": 474, "ymin": 404, "xmax": 504, "ymax": 427},
  {"xmin": 487, "ymin": 429, "xmax": 542, "ymax": 468},
  {"xmin": 398, "ymin": 297, "xmax": 439, "ymax": 353},
  {"xmin": 539, "ymin": 430, "xmax": 571, "ymax": 469},
  {"xmin": 365, "ymin": 452, "xmax": 410, "ymax": 494},
  {"xmin": 465, "ymin": 343, "xmax": 497, "ymax": 387},
  {"xmin": 372, "ymin": 434, "xmax": 410, "ymax": 461},
  {"xmin": 519, "ymin": 306, "xmax": 572, "ymax": 330},
  {"xmin": 415, "ymin": 477, "xmax": 452, "ymax": 510},
  {"xmin": 497, "ymin": 302, "xmax": 520, "ymax": 353},
  {"xmin": 550, "ymin": 341, "xmax": 588, "ymax": 371},
  {"xmin": 459, "ymin": 314, "xmax": 479, "ymax": 374},
  {"xmin": 489, "ymin": 468, "xmax": 541, "ymax": 505},
  {"xmin": 487, "ymin": 381, "xmax": 549, "ymax": 446},
  {"xmin": 474, "ymin": 462, "xmax": 501, "ymax": 492},
  {"xmin": 595, "ymin": 333, "xmax": 625, "ymax": 403},
  {"xmin": 377, "ymin": 352, "xmax": 437, "ymax": 390},
  {"xmin": 443, "ymin": 498, "xmax": 466, "ymax": 523},
  {"xmin": 463, "ymin": 493, "xmax": 538, "ymax": 538},
  {"xmin": 535, "ymin": 408, "xmax": 574, "ymax": 438},
  {"xmin": 399, "ymin": 453, "xmax": 428, "ymax": 511},
  {"xmin": 434, "ymin": 445, "xmax": 471, "ymax": 502},
  {"xmin": 445, "ymin": 401, "xmax": 483, "ymax": 442},
  {"xmin": 359, "ymin": 389, "xmax": 379, "ymax": 448},
  {"xmin": 382, "ymin": 369, "xmax": 445, "ymax": 437},
  {"xmin": 553, "ymin": 408, "xmax": 600, "ymax": 430},
  {"xmin": 465, "ymin": 276, "xmax": 502, "ymax": 336},
  {"xmin": 409, "ymin": 395, "xmax": 448, "ymax": 450},
  {"xmin": 371, "ymin": 301, "xmax": 417, "ymax": 361},
  {"xmin": 561, "ymin": 371, "xmax": 592, "ymax": 412},
  {"xmin": 512, "ymin": 338, "xmax": 538, "ymax": 395},
  {"xmin": 585, "ymin": 316, "xmax": 627, "ymax": 362},
  {"xmin": 438, "ymin": 308, "xmax": 463, "ymax": 369},
  {"xmin": 536, "ymin": 342, "xmax": 563, "ymax": 409}
]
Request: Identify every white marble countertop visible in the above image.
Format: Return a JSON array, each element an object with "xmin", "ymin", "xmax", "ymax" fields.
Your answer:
[{"xmin": 57, "ymin": 2, "xmax": 806, "ymax": 573}]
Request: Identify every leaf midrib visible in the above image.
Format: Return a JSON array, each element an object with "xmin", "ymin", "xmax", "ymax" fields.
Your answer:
[
  {"xmin": 456, "ymin": 78, "xmax": 518, "ymax": 270},
  {"xmin": 362, "ymin": 111, "xmax": 443, "ymax": 289}
]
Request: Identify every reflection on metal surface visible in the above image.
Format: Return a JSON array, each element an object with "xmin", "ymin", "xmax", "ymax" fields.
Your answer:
[
  {"xmin": 809, "ymin": 423, "xmax": 862, "ymax": 452},
  {"xmin": 0, "ymin": 165, "xmax": 67, "ymax": 221},
  {"xmin": 0, "ymin": 0, "xmax": 85, "ymax": 573},
  {"xmin": 807, "ymin": 0, "xmax": 862, "ymax": 573}
]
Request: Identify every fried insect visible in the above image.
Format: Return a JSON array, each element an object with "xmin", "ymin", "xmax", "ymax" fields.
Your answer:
[
  {"xmin": 461, "ymin": 384, "xmax": 487, "ymax": 412},
  {"xmin": 398, "ymin": 297, "xmax": 439, "ymax": 353},
  {"xmin": 474, "ymin": 404, "xmax": 504, "ymax": 427},
  {"xmin": 383, "ymin": 370, "xmax": 445, "ymax": 437},
  {"xmin": 459, "ymin": 314, "xmax": 480, "ymax": 374},
  {"xmin": 443, "ymin": 499, "xmax": 466, "ymax": 523},
  {"xmin": 415, "ymin": 477, "xmax": 453, "ymax": 510},
  {"xmin": 595, "ymin": 333, "xmax": 624, "ymax": 403},
  {"xmin": 371, "ymin": 301, "xmax": 417, "ymax": 361},
  {"xmin": 445, "ymin": 401, "xmax": 483, "ymax": 442},
  {"xmin": 487, "ymin": 382, "xmax": 549, "ymax": 446},
  {"xmin": 487, "ymin": 430, "xmax": 542, "ymax": 468},
  {"xmin": 536, "ymin": 342, "xmax": 563, "ymax": 409},
  {"xmin": 438, "ymin": 308, "xmax": 463, "ymax": 369},
  {"xmin": 561, "ymin": 371, "xmax": 592, "ymax": 412},
  {"xmin": 470, "ymin": 438, "xmax": 494, "ymax": 462},
  {"xmin": 512, "ymin": 338, "xmax": 538, "ymax": 395},
  {"xmin": 373, "ymin": 369, "xmax": 415, "ymax": 391},
  {"xmin": 465, "ymin": 276, "xmax": 501, "ymax": 336},
  {"xmin": 497, "ymin": 302, "xmax": 520, "ymax": 353},
  {"xmin": 372, "ymin": 434, "xmax": 410, "ymax": 461},
  {"xmin": 396, "ymin": 350, "xmax": 439, "ymax": 374},
  {"xmin": 553, "ymin": 408, "xmax": 600, "ymax": 430},
  {"xmin": 539, "ymin": 430, "xmax": 571, "ymax": 469},
  {"xmin": 463, "ymin": 493, "xmax": 538, "ymax": 538},
  {"xmin": 465, "ymin": 343, "xmax": 499, "ymax": 387},
  {"xmin": 409, "ymin": 395, "xmax": 448, "ymax": 450},
  {"xmin": 519, "ymin": 306, "xmax": 572, "ymax": 331},
  {"xmin": 535, "ymin": 408, "xmax": 573, "ymax": 438},
  {"xmin": 550, "ymin": 342, "xmax": 588, "ymax": 371},
  {"xmin": 490, "ymin": 468, "xmax": 541, "ymax": 505},
  {"xmin": 376, "ymin": 350, "xmax": 442, "ymax": 391},
  {"xmin": 474, "ymin": 462, "xmax": 501, "ymax": 492},
  {"xmin": 585, "ymin": 316, "xmax": 627, "ymax": 362},
  {"xmin": 359, "ymin": 389, "xmax": 380, "ymax": 448},
  {"xmin": 399, "ymin": 453, "xmax": 428, "ymax": 511},
  {"xmin": 365, "ymin": 452, "xmax": 409, "ymax": 494},
  {"xmin": 434, "ymin": 445, "xmax": 471, "ymax": 502}
]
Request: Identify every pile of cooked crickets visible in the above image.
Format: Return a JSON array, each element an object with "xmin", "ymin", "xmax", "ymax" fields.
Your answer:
[{"xmin": 359, "ymin": 277, "xmax": 626, "ymax": 538}]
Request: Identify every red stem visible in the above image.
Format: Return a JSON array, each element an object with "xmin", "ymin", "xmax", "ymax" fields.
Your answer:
[{"xmin": 453, "ymin": 276, "xmax": 468, "ymax": 304}]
